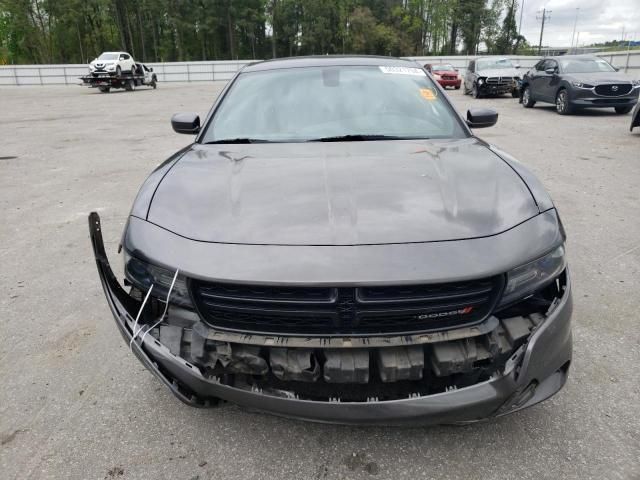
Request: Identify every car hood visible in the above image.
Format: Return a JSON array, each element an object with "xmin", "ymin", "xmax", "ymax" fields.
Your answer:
[
  {"xmin": 477, "ymin": 68, "xmax": 521, "ymax": 78},
  {"xmin": 146, "ymin": 138, "xmax": 540, "ymax": 246},
  {"xmin": 563, "ymin": 72, "xmax": 634, "ymax": 85}
]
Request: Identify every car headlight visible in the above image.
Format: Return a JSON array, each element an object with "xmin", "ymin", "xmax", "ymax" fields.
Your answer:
[
  {"xmin": 571, "ymin": 81, "xmax": 594, "ymax": 89},
  {"xmin": 477, "ymin": 78, "xmax": 484, "ymax": 85},
  {"xmin": 123, "ymin": 251, "xmax": 193, "ymax": 307},
  {"xmin": 498, "ymin": 245, "xmax": 566, "ymax": 307},
  {"xmin": 631, "ymin": 80, "xmax": 640, "ymax": 87}
]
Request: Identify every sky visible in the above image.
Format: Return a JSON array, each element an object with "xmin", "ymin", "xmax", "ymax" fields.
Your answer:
[{"xmin": 516, "ymin": 0, "xmax": 640, "ymax": 47}]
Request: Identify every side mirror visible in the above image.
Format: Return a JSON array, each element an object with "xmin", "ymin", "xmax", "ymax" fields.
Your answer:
[
  {"xmin": 149, "ymin": 67, "xmax": 154, "ymax": 72},
  {"xmin": 466, "ymin": 108, "xmax": 498, "ymax": 128},
  {"xmin": 614, "ymin": 67, "xmax": 620, "ymax": 72},
  {"xmin": 171, "ymin": 113, "xmax": 200, "ymax": 134},
  {"xmin": 545, "ymin": 68, "xmax": 556, "ymax": 75}
]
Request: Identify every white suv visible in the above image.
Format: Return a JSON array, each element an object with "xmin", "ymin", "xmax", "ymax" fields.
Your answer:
[{"xmin": 89, "ymin": 52, "xmax": 136, "ymax": 76}]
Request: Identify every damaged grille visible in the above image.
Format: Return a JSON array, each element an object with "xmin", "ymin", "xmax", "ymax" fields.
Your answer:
[{"xmin": 190, "ymin": 277, "xmax": 503, "ymax": 335}]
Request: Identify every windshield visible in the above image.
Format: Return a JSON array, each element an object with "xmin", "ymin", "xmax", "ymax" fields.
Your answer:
[
  {"xmin": 432, "ymin": 64, "xmax": 455, "ymax": 72},
  {"xmin": 559, "ymin": 58, "xmax": 616, "ymax": 73},
  {"xmin": 476, "ymin": 58, "xmax": 514, "ymax": 71},
  {"xmin": 98, "ymin": 53, "xmax": 118, "ymax": 61},
  {"xmin": 201, "ymin": 65, "xmax": 466, "ymax": 143}
]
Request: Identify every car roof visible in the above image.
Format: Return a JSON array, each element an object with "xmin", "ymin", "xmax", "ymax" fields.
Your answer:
[
  {"xmin": 546, "ymin": 54, "xmax": 598, "ymax": 61},
  {"xmin": 242, "ymin": 55, "xmax": 421, "ymax": 73}
]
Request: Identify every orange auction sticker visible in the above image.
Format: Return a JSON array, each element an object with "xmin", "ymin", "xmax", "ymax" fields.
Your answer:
[{"xmin": 420, "ymin": 88, "xmax": 436, "ymax": 100}]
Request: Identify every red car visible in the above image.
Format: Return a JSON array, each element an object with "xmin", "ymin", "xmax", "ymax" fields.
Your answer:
[{"xmin": 424, "ymin": 63, "xmax": 461, "ymax": 89}]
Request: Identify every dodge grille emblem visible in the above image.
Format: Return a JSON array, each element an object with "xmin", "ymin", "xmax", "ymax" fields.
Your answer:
[{"xmin": 612, "ymin": 85, "xmax": 619, "ymax": 91}]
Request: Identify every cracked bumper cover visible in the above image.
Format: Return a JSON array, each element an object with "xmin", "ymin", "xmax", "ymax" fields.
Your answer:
[{"xmin": 90, "ymin": 213, "xmax": 572, "ymax": 425}]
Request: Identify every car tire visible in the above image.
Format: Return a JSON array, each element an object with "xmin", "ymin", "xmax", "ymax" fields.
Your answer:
[
  {"xmin": 511, "ymin": 90, "xmax": 519, "ymax": 98},
  {"xmin": 124, "ymin": 79, "xmax": 135, "ymax": 92},
  {"xmin": 463, "ymin": 83, "xmax": 470, "ymax": 95},
  {"xmin": 522, "ymin": 86, "xmax": 535, "ymax": 108},
  {"xmin": 115, "ymin": 66, "xmax": 122, "ymax": 77},
  {"xmin": 472, "ymin": 84, "xmax": 482, "ymax": 99},
  {"xmin": 455, "ymin": 85, "xmax": 461, "ymax": 90},
  {"xmin": 614, "ymin": 106, "xmax": 633, "ymax": 114},
  {"xmin": 555, "ymin": 89, "xmax": 572, "ymax": 115},
  {"xmin": 151, "ymin": 76, "xmax": 157, "ymax": 89},
  {"xmin": 98, "ymin": 86, "xmax": 110, "ymax": 93}
]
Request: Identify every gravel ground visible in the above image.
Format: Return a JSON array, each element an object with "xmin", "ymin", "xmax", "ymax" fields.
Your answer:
[{"xmin": 1, "ymin": 80, "xmax": 639, "ymax": 480}]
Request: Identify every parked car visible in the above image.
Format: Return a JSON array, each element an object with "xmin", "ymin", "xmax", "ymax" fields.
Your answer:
[
  {"xmin": 89, "ymin": 56, "xmax": 572, "ymax": 426},
  {"xmin": 424, "ymin": 63, "xmax": 461, "ymax": 89},
  {"xmin": 520, "ymin": 55, "xmax": 640, "ymax": 115},
  {"xmin": 89, "ymin": 51, "xmax": 136, "ymax": 76},
  {"xmin": 631, "ymin": 101, "xmax": 640, "ymax": 131},
  {"xmin": 464, "ymin": 57, "xmax": 522, "ymax": 98}
]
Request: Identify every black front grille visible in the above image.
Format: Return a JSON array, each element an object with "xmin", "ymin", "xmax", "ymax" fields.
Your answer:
[
  {"xmin": 595, "ymin": 84, "xmax": 632, "ymax": 96},
  {"xmin": 190, "ymin": 277, "xmax": 504, "ymax": 336}
]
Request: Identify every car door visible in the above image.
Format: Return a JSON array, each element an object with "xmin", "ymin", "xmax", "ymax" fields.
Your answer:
[
  {"xmin": 465, "ymin": 61, "xmax": 475, "ymax": 90},
  {"xmin": 121, "ymin": 53, "xmax": 134, "ymax": 72},
  {"xmin": 527, "ymin": 61, "xmax": 546, "ymax": 101},
  {"xmin": 538, "ymin": 59, "xmax": 559, "ymax": 101}
]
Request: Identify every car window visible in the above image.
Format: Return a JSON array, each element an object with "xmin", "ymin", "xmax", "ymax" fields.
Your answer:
[
  {"xmin": 431, "ymin": 64, "xmax": 455, "ymax": 72},
  {"xmin": 558, "ymin": 57, "xmax": 616, "ymax": 73},
  {"xmin": 534, "ymin": 61, "xmax": 545, "ymax": 71},
  {"xmin": 467, "ymin": 61, "xmax": 475, "ymax": 73},
  {"xmin": 476, "ymin": 58, "xmax": 514, "ymax": 71},
  {"xmin": 543, "ymin": 60, "xmax": 558, "ymax": 72},
  {"xmin": 202, "ymin": 65, "xmax": 467, "ymax": 143},
  {"xmin": 98, "ymin": 53, "xmax": 118, "ymax": 61},
  {"xmin": 122, "ymin": 54, "xmax": 130, "ymax": 60}
]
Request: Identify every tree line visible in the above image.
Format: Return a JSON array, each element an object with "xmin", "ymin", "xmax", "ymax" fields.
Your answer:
[{"xmin": 0, "ymin": 0, "xmax": 528, "ymax": 65}]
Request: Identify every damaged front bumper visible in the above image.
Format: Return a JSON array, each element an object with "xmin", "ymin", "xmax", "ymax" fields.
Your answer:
[{"xmin": 90, "ymin": 213, "xmax": 572, "ymax": 426}]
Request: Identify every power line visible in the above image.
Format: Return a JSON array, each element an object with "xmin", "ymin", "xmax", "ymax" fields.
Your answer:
[{"xmin": 536, "ymin": 8, "xmax": 552, "ymax": 54}]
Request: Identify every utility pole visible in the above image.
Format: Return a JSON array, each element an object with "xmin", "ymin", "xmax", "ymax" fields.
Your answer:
[
  {"xmin": 537, "ymin": 8, "xmax": 551, "ymax": 55},
  {"xmin": 570, "ymin": 8, "xmax": 579, "ymax": 52},
  {"xmin": 518, "ymin": 0, "xmax": 525, "ymax": 37}
]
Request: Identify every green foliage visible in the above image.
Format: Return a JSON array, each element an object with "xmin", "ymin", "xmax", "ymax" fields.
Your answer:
[{"xmin": 0, "ymin": 0, "xmax": 528, "ymax": 64}]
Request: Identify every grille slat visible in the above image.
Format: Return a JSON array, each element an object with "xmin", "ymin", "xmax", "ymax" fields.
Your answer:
[{"xmin": 191, "ymin": 277, "xmax": 503, "ymax": 336}]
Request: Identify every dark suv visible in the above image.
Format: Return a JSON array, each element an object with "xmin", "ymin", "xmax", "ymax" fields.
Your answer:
[
  {"xmin": 520, "ymin": 55, "xmax": 640, "ymax": 115},
  {"xmin": 90, "ymin": 56, "xmax": 572, "ymax": 426}
]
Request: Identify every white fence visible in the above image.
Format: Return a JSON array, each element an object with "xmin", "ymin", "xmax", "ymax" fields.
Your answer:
[
  {"xmin": 0, "ymin": 60, "xmax": 254, "ymax": 86},
  {"xmin": 1, "ymin": 51, "xmax": 638, "ymax": 86}
]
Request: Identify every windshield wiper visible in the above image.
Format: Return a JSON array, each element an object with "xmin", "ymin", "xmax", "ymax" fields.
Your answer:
[
  {"xmin": 308, "ymin": 134, "xmax": 423, "ymax": 142},
  {"xmin": 204, "ymin": 138, "xmax": 271, "ymax": 144}
]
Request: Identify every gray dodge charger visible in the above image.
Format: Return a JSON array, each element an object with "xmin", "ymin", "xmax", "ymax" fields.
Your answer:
[{"xmin": 89, "ymin": 56, "xmax": 572, "ymax": 425}]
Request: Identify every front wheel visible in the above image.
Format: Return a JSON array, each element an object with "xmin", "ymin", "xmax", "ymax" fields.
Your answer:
[
  {"xmin": 98, "ymin": 86, "xmax": 110, "ymax": 93},
  {"xmin": 115, "ymin": 66, "xmax": 122, "ymax": 77},
  {"xmin": 472, "ymin": 84, "xmax": 482, "ymax": 99},
  {"xmin": 522, "ymin": 86, "xmax": 535, "ymax": 108},
  {"xmin": 455, "ymin": 85, "xmax": 461, "ymax": 90},
  {"xmin": 615, "ymin": 106, "xmax": 633, "ymax": 114},
  {"xmin": 555, "ymin": 89, "xmax": 573, "ymax": 115},
  {"xmin": 511, "ymin": 89, "xmax": 519, "ymax": 98}
]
